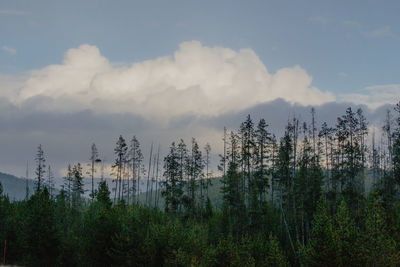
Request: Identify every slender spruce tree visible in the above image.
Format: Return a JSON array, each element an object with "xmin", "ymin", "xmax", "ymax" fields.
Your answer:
[
  {"xmin": 89, "ymin": 143, "xmax": 100, "ymax": 199},
  {"xmin": 162, "ymin": 142, "xmax": 184, "ymax": 214},
  {"xmin": 35, "ymin": 144, "xmax": 46, "ymax": 193},
  {"xmin": 113, "ymin": 135, "xmax": 128, "ymax": 202},
  {"xmin": 72, "ymin": 163, "xmax": 85, "ymax": 210}
]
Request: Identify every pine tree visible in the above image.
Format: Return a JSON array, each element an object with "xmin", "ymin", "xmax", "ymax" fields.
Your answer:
[
  {"xmin": 249, "ymin": 118, "xmax": 272, "ymax": 230},
  {"xmin": 35, "ymin": 144, "xmax": 46, "ymax": 192},
  {"xmin": 63, "ymin": 164, "xmax": 73, "ymax": 207},
  {"xmin": 275, "ymin": 128, "xmax": 297, "ymax": 254},
  {"xmin": 254, "ymin": 118, "xmax": 271, "ymax": 206},
  {"xmin": 46, "ymin": 165, "xmax": 55, "ymax": 198},
  {"xmin": 203, "ymin": 143, "xmax": 212, "ymax": 208},
  {"xmin": 221, "ymin": 131, "xmax": 246, "ymax": 237},
  {"xmin": 362, "ymin": 194, "xmax": 399, "ymax": 266},
  {"xmin": 72, "ymin": 163, "xmax": 85, "ymax": 210},
  {"xmin": 113, "ymin": 135, "xmax": 128, "ymax": 202},
  {"xmin": 129, "ymin": 136, "xmax": 143, "ymax": 204},
  {"xmin": 295, "ymin": 132, "xmax": 312, "ymax": 244},
  {"xmin": 300, "ymin": 197, "xmax": 337, "ymax": 267},
  {"xmin": 162, "ymin": 142, "xmax": 184, "ymax": 214},
  {"xmin": 265, "ymin": 234, "xmax": 290, "ymax": 267},
  {"xmin": 25, "ymin": 187, "xmax": 59, "ymax": 266},
  {"xmin": 239, "ymin": 114, "xmax": 255, "ymax": 208},
  {"xmin": 276, "ymin": 129, "xmax": 293, "ymax": 213},
  {"xmin": 89, "ymin": 143, "xmax": 100, "ymax": 200},
  {"xmin": 96, "ymin": 180, "xmax": 112, "ymax": 207},
  {"xmin": 25, "ymin": 161, "xmax": 30, "ymax": 200},
  {"xmin": 333, "ymin": 200, "xmax": 360, "ymax": 266},
  {"xmin": 84, "ymin": 180, "xmax": 117, "ymax": 266},
  {"xmin": 184, "ymin": 138, "xmax": 203, "ymax": 217},
  {"xmin": 319, "ymin": 122, "xmax": 334, "ymax": 193}
]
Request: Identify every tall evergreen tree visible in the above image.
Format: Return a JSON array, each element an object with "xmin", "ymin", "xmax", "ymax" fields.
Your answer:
[
  {"xmin": 203, "ymin": 143, "xmax": 212, "ymax": 207},
  {"xmin": 362, "ymin": 195, "xmax": 399, "ymax": 266},
  {"xmin": 63, "ymin": 164, "xmax": 73, "ymax": 207},
  {"xmin": 162, "ymin": 142, "xmax": 184, "ymax": 214},
  {"xmin": 239, "ymin": 114, "xmax": 255, "ymax": 208},
  {"xmin": 47, "ymin": 165, "xmax": 55, "ymax": 198},
  {"xmin": 72, "ymin": 163, "xmax": 85, "ymax": 210},
  {"xmin": 184, "ymin": 138, "xmax": 203, "ymax": 216},
  {"xmin": 35, "ymin": 144, "xmax": 46, "ymax": 192},
  {"xmin": 113, "ymin": 135, "xmax": 128, "ymax": 202},
  {"xmin": 253, "ymin": 118, "xmax": 271, "ymax": 208},
  {"xmin": 221, "ymin": 131, "xmax": 246, "ymax": 237},
  {"xmin": 89, "ymin": 143, "xmax": 100, "ymax": 199},
  {"xmin": 129, "ymin": 136, "xmax": 143, "ymax": 203},
  {"xmin": 24, "ymin": 187, "xmax": 59, "ymax": 266},
  {"xmin": 333, "ymin": 200, "xmax": 360, "ymax": 266},
  {"xmin": 300, "ymin": 197, "xmax": 337, "ymax": 267}
]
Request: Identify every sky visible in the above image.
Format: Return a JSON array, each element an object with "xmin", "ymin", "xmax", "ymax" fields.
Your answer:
[{"xmin": 0, "ymin": 0, "xmax": 399, "ymax": 178}]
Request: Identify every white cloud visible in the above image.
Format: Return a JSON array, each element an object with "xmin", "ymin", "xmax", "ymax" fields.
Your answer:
[
  {"xmin": 1, "ymin": 45, "xmax": 16, "ymax": 55},
  {"xmin": 339, "ymin": 84, "xmax": 400, "ymax": 109},
  {"xmin": 337, "ymin": 72, "xmax": 348, "ymax": 78},
  {"xmin": 363, "ymin": 25, "xmax": 396, "ymax": 38},
  {"xmin": 3, "ymin": 41, "xmax": 335, "ymax": 118}
]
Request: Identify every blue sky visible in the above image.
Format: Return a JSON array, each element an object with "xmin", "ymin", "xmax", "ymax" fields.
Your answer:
[
  {"xmin": 1, "ymin": 0, "xmax": 399, "ymax": 95},
  {"xmin": 0, "ymin": 0, "xmax": 400, "ymax": 177}
]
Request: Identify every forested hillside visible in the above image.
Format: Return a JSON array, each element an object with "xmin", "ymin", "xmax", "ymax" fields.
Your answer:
[
  {"xmin": 0, "ymin": 172, "xmax": 35, "ymax": 200},
  {"xmin": 1, "ymin": 103, "xmax": 400, "ymax": 266}
]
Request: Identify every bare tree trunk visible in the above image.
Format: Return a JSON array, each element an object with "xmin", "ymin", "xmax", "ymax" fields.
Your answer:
[
  {"xmin": 118, "ymin": 155, "xmax": 122, "ymax": 201},
  {"xmin": 137, "ymin": 161, "xmax": 141, "ymax": 205},
  {"xmin": 280, "ymin": 197, "xmax": 296, "ymax": 259},
  {"xmin": 146, "ymin": 143, "xmax": 153, "ymax": 207},
  {"xmin": 150, "ymin": 153, "xmax": 157, "ymax": 207},
  {"xmin": 155, "ymin": 145, "xmax": 160, "ymax": 208}
]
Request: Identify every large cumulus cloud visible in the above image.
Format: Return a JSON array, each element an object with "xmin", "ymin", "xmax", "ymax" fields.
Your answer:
[{"xmin": 3, "ymin": 41, "xmax": 334, "ymax": 118}]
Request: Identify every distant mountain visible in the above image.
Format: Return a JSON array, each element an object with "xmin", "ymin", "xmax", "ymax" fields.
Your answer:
[
  {"xmin": 0, "ymin": 171, "xmax": 162, "ymax": 201},
  {"xmin": 136, "ymin": 177, "xmax": 224, "ymax": 209},
  {"xmin": 0, "ymin": 172, "xmax": 35, "ymax": 201}
]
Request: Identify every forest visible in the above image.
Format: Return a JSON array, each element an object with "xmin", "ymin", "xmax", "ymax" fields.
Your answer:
[{"xmin": 1, "ymin": 103, "xmax": 400, "ymax": 266}]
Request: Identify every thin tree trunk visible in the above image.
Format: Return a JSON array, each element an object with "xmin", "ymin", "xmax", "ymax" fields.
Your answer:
[
  {"xmin": 137, "ymin": 161, "xmax": 141, "ymax": 205},
  {"xmin": 150, "ymin": 153, "xmax": 157, "ymax": 207},
  {"xmin": 155, "ymin": 145, "xmax": 160, "ymax": 208},
  {"xmin": 146, "ymin": 143, "xmax": 153, "ymax": 206}
]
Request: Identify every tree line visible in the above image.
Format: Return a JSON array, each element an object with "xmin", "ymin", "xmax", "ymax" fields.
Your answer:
[{"xmin": 1, "ymin": 103, "xmax": 400, "ymax": 266}]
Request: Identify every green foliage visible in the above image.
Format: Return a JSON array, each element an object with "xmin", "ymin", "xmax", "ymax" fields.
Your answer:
[
  {"xmin": 72, "ymin": 163, "xmax": 85, "ymax": 210},
  {"xmin": 266, "ymin": 234, "xmax": 290, "ymax": 267},
  {"xmin": 96, "ymin": 180, "xmax": 112, "ymax": 207},
  {"xmin": 162, "ymin": 141, "xmax": 185, "ymax": 214},
  {"xmin": 361, "ymin": 195, "xmax": 399, "ymax": 266},
  {"xmin": 299, "ymin": 197, "xmax": 337, "ymax": 267},
  {"xmin": 332, "ymin": 200, "xmax": 360, "ymax": 266},
  {"xmin": 24, "ymin": 188, "xmax": 59, "ymax": 266}
]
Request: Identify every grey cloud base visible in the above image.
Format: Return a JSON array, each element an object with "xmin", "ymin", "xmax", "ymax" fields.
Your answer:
[{"xmin": 0, "ymin": 97, "xmax": 392, "ymax": 179}]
